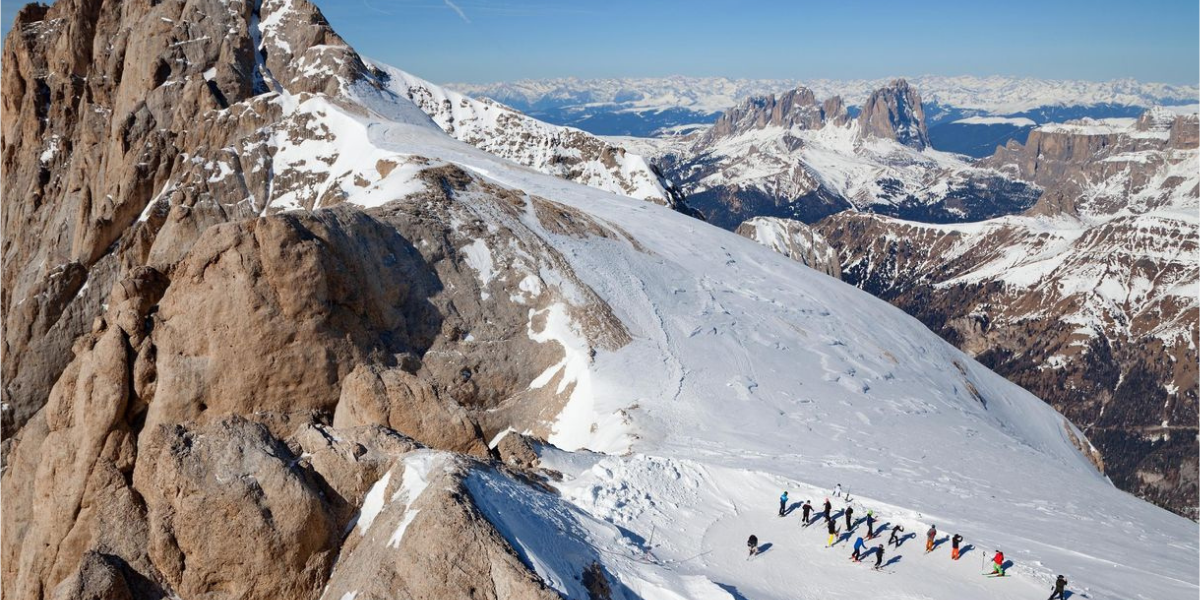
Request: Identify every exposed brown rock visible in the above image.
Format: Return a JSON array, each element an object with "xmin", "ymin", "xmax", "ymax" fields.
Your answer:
[{"xmin": 857, "ymin": 79, "xmax": 929, "ymax": 149}]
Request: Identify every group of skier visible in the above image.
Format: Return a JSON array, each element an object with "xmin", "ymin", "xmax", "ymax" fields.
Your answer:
[{"xmin": 745, "ymin": 484, "xmax": 1071, "ymax": 599}]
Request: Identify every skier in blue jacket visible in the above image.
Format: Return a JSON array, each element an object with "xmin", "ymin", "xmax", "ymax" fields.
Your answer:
[
  {"xmin": 778, "ymin": 491, "xmax": 789, "ymax": 517},
  {"xmin": 851, "ymin": 536, "xmax": 867, "ymax": 562}
]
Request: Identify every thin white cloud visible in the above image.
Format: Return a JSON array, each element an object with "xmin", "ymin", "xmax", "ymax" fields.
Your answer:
[{"xmin": 443, "ymin": 0, "xmax": 470, "ymax": 23}]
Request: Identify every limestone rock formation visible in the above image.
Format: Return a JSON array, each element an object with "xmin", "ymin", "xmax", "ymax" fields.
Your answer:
[{"xmin": 857, "ymin": 79, "xmax": 930, "ymax": 150}]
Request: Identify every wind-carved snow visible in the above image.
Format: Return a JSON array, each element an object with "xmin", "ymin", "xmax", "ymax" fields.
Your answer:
[{"xmin": 526, "ymin": 303, "xmax": 601, "ymax": 451}]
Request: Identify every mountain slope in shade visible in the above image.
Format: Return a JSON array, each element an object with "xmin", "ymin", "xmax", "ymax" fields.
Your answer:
[
  {"xmin": 656, "ymin": 81, "xmax": 1040, "ymax": 228},
  {"xmin": 816, "ymin": 109, "xmax": 1200, "ymax": 516},
  {"xmin": 2, "ymin": 2, "xmax": 1197, "ymax": 600}
]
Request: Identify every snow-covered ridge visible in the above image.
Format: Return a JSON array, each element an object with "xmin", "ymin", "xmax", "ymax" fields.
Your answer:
[
  {"xmin": 368, "ymin": 61, "xmax": 681, "ymax": 207},
  {"xmin": 448, "ymin": 75, "xmax": 1198, "ymax": 116}
]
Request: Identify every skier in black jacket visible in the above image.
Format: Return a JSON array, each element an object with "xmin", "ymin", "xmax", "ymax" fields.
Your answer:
[
  {"xmin": 823, "ymin": 498, "xmax": 832, "ymax": 521},
  {"xmin": 1048, "ymin": 575, "xmax": 1068, "ymax": 600},
  {"xmin": 866, "ymin": 510, "xmax": 876, "ymax": 538},
  {"xmin": 747, "ymin": 534, "xmax": 759, "ymax": 557},
  {"xmin": 951, "ymin": 533, "xmax": 964, "ymax": 560},
  {"xmin": 873, "ymin": 544, "xmax": 885, "ymax": 569},
  {"xmin": 826, "ymin": 518, "xmax": 838, "ymax": 547},
  {"xmin": 844, "ymin": 505, "xmax": 855, "ymax": 530},
  {"xmin": 801, "ymin": 501, "xmax": 813, "ymax": 526},
  {"xmin": 888, "ymin": 525, "xmax": 904, "ymax": 547}
]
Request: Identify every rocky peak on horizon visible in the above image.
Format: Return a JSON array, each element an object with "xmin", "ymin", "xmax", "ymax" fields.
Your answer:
[{"xmin": 856, "ymin": 78, "xmax": 930, "ymax": 150}]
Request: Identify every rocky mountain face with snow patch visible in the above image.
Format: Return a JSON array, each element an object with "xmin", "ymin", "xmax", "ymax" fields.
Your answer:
[
  {"xmin": 654, "ymin": 80, "xmax": 1040, "ymax": 228},
  {"xmin": 734, "ymin": 217, "xmax": 841, "ymax": 277},
  {"xmin": 814, "ymin": 110, "xmax": 1199, "ymax": 516}
]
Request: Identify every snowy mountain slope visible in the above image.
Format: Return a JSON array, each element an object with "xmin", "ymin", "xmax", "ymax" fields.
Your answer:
[
  {"xmin": 816, "ymin": 110, "xmax": 1200, "ymax": 515},
  {"xmin": 654, "ymin": 82, "xmax": 1041, "ymax": 227},
  {"xmin": 4, "ymin": 1, "xmax": 1196, "ymax": 599},
  {"xmin": 329, "ymin": 67, "xmax": 1197, "ymax": 599},
  {"xmin": 368, "ymin": 62, "xmax": 684, "ymax": 208}
]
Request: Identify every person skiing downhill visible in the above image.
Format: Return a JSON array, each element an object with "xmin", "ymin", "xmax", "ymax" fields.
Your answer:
[
  {"xmin": 888, "ymin": 525, "xmax": 904, "ymax": 547},
  {"xmin": 823, "ymin": 498, "xmax": 832, "ymax": 522},
  {"xmin": 951, "ymin": 533, "xmax": 963, "ymax": 560},
  {"xmin": 801, "ymin": 501, "xmax": 814, "ymax": 526},
  {"xmin": 851, "ymin": 536, "xmax": 866, "ymax": 562},
  {"xmin": 845, "ymin": 505, "xmax": 855, "ymax": 530},
  {"xmin": 1048, "ymin": 575, "xmax": 1068, "ymax": 599},
  {"xmin": 873, "ymin": 544, "xmax": 885, "ymax": 570},
  {"xmin": 747, "ymin": 535, "xmax": 759, "ymax": 557},
  {"xmin": 991, "ymin": 550, "xmax": 1006, "ymax": 576},
  {"xmin": 779, "ymin": 491, "xmax": 789, "ymax": 517},
  {"xmin": 926, "ymin": 525, "xmax": 937, "ymax": 553},
  {"xmin": 827, "ymin": 518, "xmax": 838, "ymax": 547},
  {"xmin": 866, "ymin": 510, "xmax": 876, "ymax": 538}
]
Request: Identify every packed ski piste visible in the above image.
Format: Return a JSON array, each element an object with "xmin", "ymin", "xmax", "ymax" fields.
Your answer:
[{"xmin": 331, "ymin": 64, "xmax": 1196, "ymax": 600}]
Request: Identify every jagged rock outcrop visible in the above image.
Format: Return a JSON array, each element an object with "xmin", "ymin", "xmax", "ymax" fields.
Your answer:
[
  {"xmin": 815, "ymin": 109, "xmax": 1199, "ymax": 515},
  {"xmin": 857, "ymin": 79, "xmax": 930, "ymax": 150},
  {"xmin": 735, "ymin": 217, "xmax": 841, "ymax": 277}
]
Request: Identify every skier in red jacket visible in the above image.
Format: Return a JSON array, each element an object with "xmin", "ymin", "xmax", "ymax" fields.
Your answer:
[{"xmin": 991, "ymin": 550, "xmax": 1006, "ymax": 576}]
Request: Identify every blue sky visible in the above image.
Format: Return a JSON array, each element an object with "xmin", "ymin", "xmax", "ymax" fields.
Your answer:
[{"xmin": 3, "ymin": 0, "xmax": 1197, "ymax": 84}]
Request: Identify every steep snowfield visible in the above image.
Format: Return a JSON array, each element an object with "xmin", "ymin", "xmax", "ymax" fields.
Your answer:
[
  {"xmin": 326, "ymin": 68, "xmax": 1200, "ymax": 600},
  {"xmin": 366, "ymin": 61, "xmax": 679, "ymax": 206}
]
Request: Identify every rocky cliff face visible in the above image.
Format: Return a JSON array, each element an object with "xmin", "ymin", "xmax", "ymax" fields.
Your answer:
[
  {"xmin": 857, "ymin": 79, "xmax": 930, "ymax": 150},
  {"xmin": 0, "ymin": 1, "xmax": 640, "ymax": 596},
  {"xmin": 735, "ymin": 217, "xmax": 841, "ymax": 277},
  {"xmin": 815, "ymin": 110, "xmax": 1200, "ymax": 516},
  {"xmin": 655, "ymin": 80, "xmax": 1037, "ymax": 229}
]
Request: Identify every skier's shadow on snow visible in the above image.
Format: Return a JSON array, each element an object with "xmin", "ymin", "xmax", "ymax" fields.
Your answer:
[
  {"xmin": 756, "ymin": 542, "xmax": 774, "ymax": 554},
  {"xmin": 931, "ymin": 536, "xmax": 949, "ymax": 551},
  {"xmin": 897, "ymin": 533, "xmax": 916, "ymax": 547},
  {"xmin": 784, "ymin": 502, "xmax": 802, "ymax": 516},
  {"xmin": 883, "ymin": 555, "xmax": 902, "ymax": 568},
  {"xmin": 958, "ymin": 544, "xmax": 975, "ymax": 558}
]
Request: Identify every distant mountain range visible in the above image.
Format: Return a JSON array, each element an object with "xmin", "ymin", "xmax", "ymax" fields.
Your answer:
[{"xmin": 449, "ymin": 75, "xmax": 1198, "ymax": 155}]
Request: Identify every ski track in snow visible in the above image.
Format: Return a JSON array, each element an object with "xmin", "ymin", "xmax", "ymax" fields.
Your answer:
[{"xmin": 322, "ymin": 73, "xmax": 1200, "ymax": 600}]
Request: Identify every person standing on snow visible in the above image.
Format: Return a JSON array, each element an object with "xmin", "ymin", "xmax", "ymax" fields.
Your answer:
[
  {"xmin": 866, "ymin": 510, "xmax": 876, "ymax": 538},
  {"xmin": 779, "ymin": 491, "xmax": 789, "ymax": 517},
  {"xmin": 951, "ymin": 533, "xmax": 963, "ymax": 560},
  {"xmin": 925, "ymin": 525, "xmax": 937, "ymax": 553},
  {"xmin": 747, "ymin": 535, "xmax": 759, "ymax": 557},
  {"xmin": 827, "ymin": 518, "xmax": 839, "ymax": 547},
  {"xmin": 823, "ymin": 498, "xmax": 832, "ymax": 522},
  {"xmin": 991, "ymin": 550, "xmax": 1006, "ymax": 576},
  {"xmin": 873, "ymin": 544, "xmax": 885, "ymax": 569},
  {"xmin": 1048, "ymin": 575, "xmax": 1068, "ymax": 599},
  {"xmin": 833, "ymin": 483, "xmax": 843, "ymax": 498},
  {"xmin": 888, "ymin": 524, "xmax": 904, "ymax": 547},
  {"xmin": 844, "ymin": 505, "xmax": 855, "ymax": 530},
  {"xmin": 851, "ymin": 536, "xmax": 866, "ymax": 562},
  {"xmin": 801, "ymin": 500, "xmax": 814, "ymax": 526}
]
